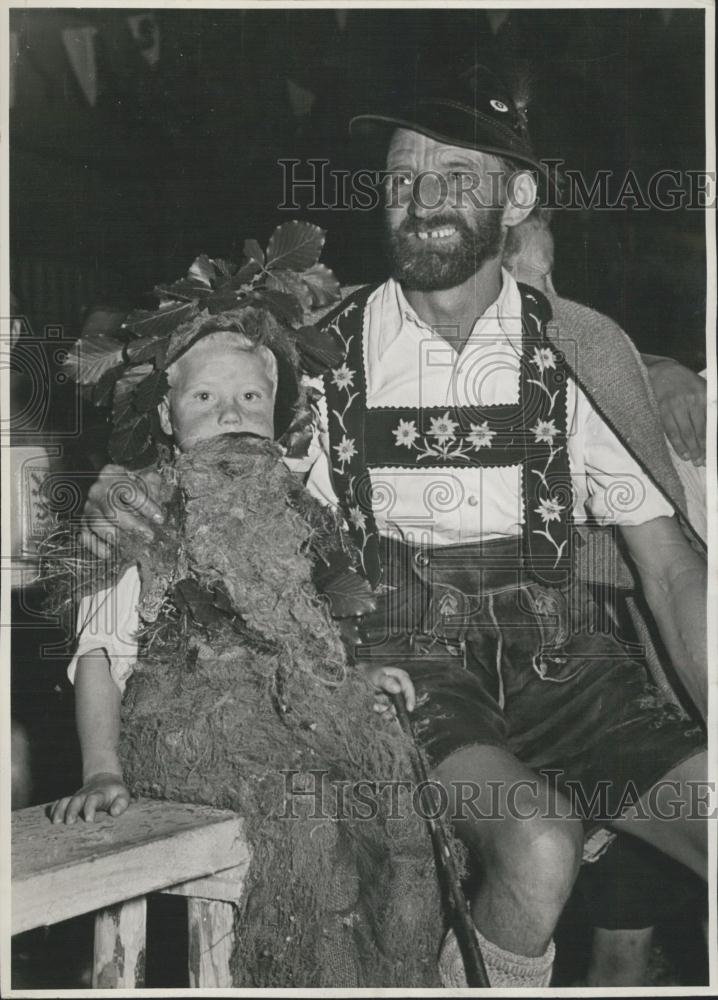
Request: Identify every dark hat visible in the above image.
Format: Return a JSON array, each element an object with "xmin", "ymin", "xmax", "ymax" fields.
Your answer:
[{"xmin": 349, "ymin": 64, "xmax": 543, "ymax": 175}]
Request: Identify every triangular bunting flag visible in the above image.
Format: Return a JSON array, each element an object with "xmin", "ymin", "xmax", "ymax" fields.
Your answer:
[
  {"xmin": 9, "ymin": 32, "xmax": 20, "ymax": 109},
  {"xmin": 61, "ymin": 26, "xmax": 99, "ymax": 107},
  {"xmin": 127, "ymin": 14, "xmax": 160, "ymax": 67}
]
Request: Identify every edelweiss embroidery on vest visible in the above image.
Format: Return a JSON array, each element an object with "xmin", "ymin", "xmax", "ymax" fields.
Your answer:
[
  {"xmin": 368, "ymin": 404, "xmax": 524, "ymax": 466},
  {"xmin": 320, "ymin": 284, "xmax": 572, "ymax": 588}
]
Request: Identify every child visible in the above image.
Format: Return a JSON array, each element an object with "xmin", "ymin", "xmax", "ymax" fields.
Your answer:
[
  {"xmin": 44, "ymin": 237, "xmax": 444, "ymax": 987},
  {"xmin": 51, "ymin": 329, "xmax": 280, "ymax": 824}
]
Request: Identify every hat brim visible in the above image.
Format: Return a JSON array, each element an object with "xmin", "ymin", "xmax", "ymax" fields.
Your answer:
[{"xmin": 350, "ymin": 105, "xmax": 551, "ymax": 189}]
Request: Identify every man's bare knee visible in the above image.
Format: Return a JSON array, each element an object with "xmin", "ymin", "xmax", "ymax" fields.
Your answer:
[
  {"xmin": 516, "ymin": 814, "xmax": 583, "ymax": 894},
  {"xmin": 433, "ymin": 743, "xmax": 583, "ymax": 902},
  {"xmin": 481, "ymin": 809, "xmax": 582, "ymax": 899}
]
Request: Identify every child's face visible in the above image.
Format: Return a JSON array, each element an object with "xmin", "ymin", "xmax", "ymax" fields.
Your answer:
[{"xmin": 159, "ymin": 334, "xmax": 277, "ymax": 451}]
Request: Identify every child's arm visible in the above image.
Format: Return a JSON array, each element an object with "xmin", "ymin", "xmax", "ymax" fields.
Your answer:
[
  {"xmin": 51, "ymin": 651, "xmax": 130, "ymax": 824},
  {"xmin": 367, "ymin": 666, "xmax": 416, "ymax": 718}
]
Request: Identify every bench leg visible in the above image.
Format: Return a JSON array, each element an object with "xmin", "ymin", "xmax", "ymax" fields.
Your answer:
[
  {"xmin": 92, "ymin": 896, "xmax": 147, "ymax": 988},
  {"xmin": 187, "ymin": 898, "xmax": 236, "ymax": 987}
]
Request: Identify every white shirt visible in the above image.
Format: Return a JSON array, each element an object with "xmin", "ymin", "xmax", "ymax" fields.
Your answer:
[
  {"xmin": 68, "ymin": 566, "xmax": 140, "ymax": 693},
  {"xmin": 304, "ymin": 271, "xmax": 673, "ymax": 546}
]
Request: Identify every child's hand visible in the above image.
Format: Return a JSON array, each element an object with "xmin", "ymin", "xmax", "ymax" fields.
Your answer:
[
  {"xmin": 367, "ymin": 666, "xmax": 416, "ymax": 717},
  {"xmin": 50, "ymin": 773, "xmax": 130, "ymax": 824}
]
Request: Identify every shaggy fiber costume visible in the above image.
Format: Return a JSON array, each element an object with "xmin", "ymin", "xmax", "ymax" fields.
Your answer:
[
  {"xmin": 115, "ymin": 434, "xmax": 445, "ymax": 987},
  {"xmin": 49, "ymin": 234, "xmax": 454, "ymax": 988}
]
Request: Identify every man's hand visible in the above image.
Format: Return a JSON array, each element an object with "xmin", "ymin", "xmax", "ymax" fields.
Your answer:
[
  {"xmin": 645, "ymin": 359, "xmax": 706, "ymax": 466},
  {"xmin": 621, "ymin": 515, "xmax": 706, "ymax": 720},
  {"xmin": 82, "ymin": 464, "xmax": 165, "ymax": 560},
  {"xmin": 367, "ymin": 666, "xmax": 416, "ymax": 717},
  {"xmin": 50, "ymin": 772, "xmax": 130, "ymax": 824}
]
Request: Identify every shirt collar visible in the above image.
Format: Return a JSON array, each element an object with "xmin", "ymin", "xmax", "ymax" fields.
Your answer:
[{"xmin": 380, "ymin": 268, "xmax": 523, "ymax": 359}]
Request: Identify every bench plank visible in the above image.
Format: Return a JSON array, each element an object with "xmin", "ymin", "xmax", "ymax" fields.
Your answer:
[
  {"xmin": 161, "ymin": 857, "xmax": 250, "ymax": 903},
  {"xmin": 12, "ymin": 799, "xmax": 249, "ymax": 935}
]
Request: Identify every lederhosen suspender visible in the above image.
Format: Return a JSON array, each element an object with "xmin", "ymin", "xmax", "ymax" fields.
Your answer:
[{"xmin": 319, "ymin": 283, "xmax": 572, "ymax": 590}]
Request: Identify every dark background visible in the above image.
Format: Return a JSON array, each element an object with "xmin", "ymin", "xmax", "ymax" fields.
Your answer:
[{"xmin": 10, "ymin": 6, "xmax": 707, "ymax": 366}]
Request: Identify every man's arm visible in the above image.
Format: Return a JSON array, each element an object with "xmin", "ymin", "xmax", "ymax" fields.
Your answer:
[
  {"xmin": 81, "ymin": 465, "xmax": 165, "ymax": 559},
  {"xmin": 640, "ymin": 356, "xmax": 706, "ymax": 466},
  {"xmin": 620, "ymin": 515, "xmax": 707, "ymax": 719}
]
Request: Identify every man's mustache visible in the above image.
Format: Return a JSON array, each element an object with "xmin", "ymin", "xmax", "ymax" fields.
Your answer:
[{"xmin": 394, "ymin": 215, "xmax": 470, "ymax": 239}]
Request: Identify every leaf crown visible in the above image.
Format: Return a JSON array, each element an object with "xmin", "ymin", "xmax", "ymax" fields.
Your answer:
[{"xmin": 66, "ymin": 222, "xmax": 345, "ymax": 467}]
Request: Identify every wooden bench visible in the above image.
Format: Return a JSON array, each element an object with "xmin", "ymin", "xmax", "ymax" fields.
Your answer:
[{"xmin": 11, "ymin": 798, "xmax": 251, "ymax": 988}]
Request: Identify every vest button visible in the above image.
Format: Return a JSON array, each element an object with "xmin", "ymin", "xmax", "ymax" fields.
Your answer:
[{"xmin": 467, "ymin": 495, "xmax": 478, "ymax": 507}]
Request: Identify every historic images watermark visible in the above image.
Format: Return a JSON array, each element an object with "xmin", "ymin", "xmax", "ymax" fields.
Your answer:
[
  {"xmin": 278, "ymin": 160, "xmax": 717, "ymax": 213},
  {"xmin": 279, "ymin": 768, "xmax": 716, "ymax": 824},
  {"xmin": 4, "ymin": 318, "xmax": 660, "ymax": 661},
  {"xmin": 2, "ymin": 318, "xmax": 81, "ymax": 440}
]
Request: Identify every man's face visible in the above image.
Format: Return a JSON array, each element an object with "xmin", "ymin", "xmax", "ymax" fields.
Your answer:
[
  {"xmin": 383, "ymin": 129, "xmax": 507, "ymax": 291},
  {"xmin": 160, "ymin": 333, "xmax": 277, "ymax": 451}
]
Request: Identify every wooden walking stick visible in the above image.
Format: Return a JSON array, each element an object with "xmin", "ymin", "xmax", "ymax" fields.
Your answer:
[{"xmin": 392, "ymin": 691, "xmax": 490, "ymax": 988}]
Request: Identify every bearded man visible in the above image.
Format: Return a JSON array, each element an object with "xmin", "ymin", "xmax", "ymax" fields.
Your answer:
[
  {"xmin": 81, "ymin": 66, "xmax": 707, "ymax": 988},
  {"xmin": 300, "ymin": 65, "xmax": 707, "ymax": 987}
]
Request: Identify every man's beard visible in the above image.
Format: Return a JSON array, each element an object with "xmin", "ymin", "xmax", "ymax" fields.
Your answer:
[{"xmin": 384, "ymin": 210, "xmax": 504, "ymax": 291}]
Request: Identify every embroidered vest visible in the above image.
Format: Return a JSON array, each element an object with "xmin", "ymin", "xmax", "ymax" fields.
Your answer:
[{"xmin": 319, "ymin": 283, "xmax": 573, "ymax": 589}]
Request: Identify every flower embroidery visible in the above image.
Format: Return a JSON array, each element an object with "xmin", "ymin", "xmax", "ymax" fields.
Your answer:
[
  {"xmin": 532, "ymin": 418, "xmax": 558, "ymax": 445},
  {"xmin": 331, "ymin": 363, "xmax": 355, "ymax": 390},
  {"xmin": 429, "ymin": 411, "xmax": 458, "ymax": 444},
  {"xmin": 348, "ymin": 505, "xmax": 367, "ymax": 531},
  {"xmin": 389, "ymin": 412, "xmax": 500, "ymax": 461},
  {"xmin": 393, "ymin": 418, "xmax": 419, "ymax": 448},
  {"xmin": 334, "ymin": 435, "xmax": 357, "ymax": 467},
  {"xmin": 535, "ymin": 497, "xmax": 564, "ymax": 524},
  {"xmin": 467, "ymin": 421, "xmax": 495, "ymax": 450},
  {"xmin": 531, "ymin": 346, "xmax": 556, "ymax": 372}
]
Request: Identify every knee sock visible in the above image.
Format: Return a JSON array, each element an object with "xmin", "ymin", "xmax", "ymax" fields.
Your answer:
[{"xmin": 439, "ymin": 924, "xmax": 555, "ymax": 988}]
